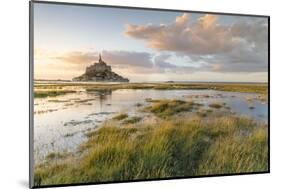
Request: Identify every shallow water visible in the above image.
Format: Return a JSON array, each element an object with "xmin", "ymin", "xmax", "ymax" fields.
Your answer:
[{"xmin": 34, "ymin": 89, "xmax": 268, "ymax": 164}]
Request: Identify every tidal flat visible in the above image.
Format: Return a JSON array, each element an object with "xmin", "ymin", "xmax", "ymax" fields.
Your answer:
[{"xmin": 33, "ymin": 82, "xmax": 268, "ymax": 186}]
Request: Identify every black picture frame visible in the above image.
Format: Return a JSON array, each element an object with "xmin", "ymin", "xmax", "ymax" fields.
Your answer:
[{"xmin": 29, "ymin": 1, "xmax": 270, "ymax": 188}]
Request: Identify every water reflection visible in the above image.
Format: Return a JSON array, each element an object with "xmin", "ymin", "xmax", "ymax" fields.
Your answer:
[
  {"xmin": 94, "ymin": 89, "xmax": 112, "ymax": 109},
  {"xmin": 34, "ymin": 89, "xmax": 268, "ymax": 164}
]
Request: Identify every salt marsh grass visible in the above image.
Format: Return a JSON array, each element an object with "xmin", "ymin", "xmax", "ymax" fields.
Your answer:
[
  {"xmin": 143, "ymin": 99, "xmax": 202, "ymax": 118},
  {"xmin": 33, "ymin": 82, "xmax": 268, "ymax": 187},
  {"xmin": 35, "ymin": 82, "xmax": 268, "ymax": 94},
  {"xmin": 34, "ymin": 115, "xmax": 268, "ymax": 186},
  {"xmin": 113, "ymin": 113, "xmax": 128, "ymax": 121},
  {"xmin": 34, "ymin": 90, "xmax": 76, "ymax": 98},
  {"xmin": 209, "ymin": 103, "xmax": 223, "ymax": 109}
]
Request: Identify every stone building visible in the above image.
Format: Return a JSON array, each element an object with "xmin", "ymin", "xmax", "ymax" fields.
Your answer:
[
  {"xmin": 85, "ymin": 54, "xmax": 111, "ymax": 74},
  {"xmin": 72, "ymin": 54, "xmax": 129, "ymax": 82}
]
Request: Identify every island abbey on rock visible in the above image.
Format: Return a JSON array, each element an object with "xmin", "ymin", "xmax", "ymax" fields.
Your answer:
[{"xmin": 73, "ymin": 54, "xmax": 129, "ymax": 82}]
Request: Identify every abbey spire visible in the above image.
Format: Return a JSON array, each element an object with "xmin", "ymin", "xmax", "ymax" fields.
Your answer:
[{"xmin": 99, "ymin": 53, "xmax": 102, "ymax": 63}]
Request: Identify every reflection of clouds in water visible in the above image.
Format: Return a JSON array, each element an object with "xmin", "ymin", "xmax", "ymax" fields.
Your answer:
[{"xmin": 34, "ymin": 89, "xmax": 268, "ymax": 164}]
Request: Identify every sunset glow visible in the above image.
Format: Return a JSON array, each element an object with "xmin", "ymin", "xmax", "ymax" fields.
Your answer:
[{"xmin": 34, "ymin": 4, "xmax": 268, "ymax": 82}]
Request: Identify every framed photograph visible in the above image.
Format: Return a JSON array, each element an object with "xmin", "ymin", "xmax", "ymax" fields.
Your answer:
[{"xmin": 30, "ymin": 1, "xmax": 270, "ymax": 188}]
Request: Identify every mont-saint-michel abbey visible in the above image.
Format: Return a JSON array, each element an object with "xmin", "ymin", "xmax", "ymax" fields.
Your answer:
[{"xmin": 72, "ymin": 54, "xmax": 129, "ymax": 82}]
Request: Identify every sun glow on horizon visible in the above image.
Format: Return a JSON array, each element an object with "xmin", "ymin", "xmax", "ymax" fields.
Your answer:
[{"xmin": 34, "ymin": 3, "xmax": 268, "ymax": 83}]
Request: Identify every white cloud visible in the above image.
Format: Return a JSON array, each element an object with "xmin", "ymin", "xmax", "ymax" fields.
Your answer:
[{"xmin": 124, "ymin": 13, "xmax": 268, "ymax": 72}]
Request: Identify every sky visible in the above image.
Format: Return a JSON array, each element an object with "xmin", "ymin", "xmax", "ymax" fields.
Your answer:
[{"xmin": 33, "ymin": 2, "xmax": 268, "ymax": 82}]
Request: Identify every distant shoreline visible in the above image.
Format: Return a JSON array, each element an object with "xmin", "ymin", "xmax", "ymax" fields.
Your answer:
[
  {"xmin": 34, "ymin": 79, "xmax": 268, "ymax": 85},
  {"xmin": 34, "ymin": 81, "xmax": 268, "ymax": 95}
]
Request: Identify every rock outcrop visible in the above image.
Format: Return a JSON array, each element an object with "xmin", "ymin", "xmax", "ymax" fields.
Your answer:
[{"xmin": 72, "ymin": 54, "xmax": 129, "ymax": 82}]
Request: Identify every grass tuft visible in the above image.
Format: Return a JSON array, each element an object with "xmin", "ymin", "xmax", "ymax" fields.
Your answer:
[
  {"xmin": 209, "ymin": 103, "xmax": 223, "ymax": 109},
  {"xmin": 144, "ymin": 99, "xmax": 200, "ymax": 118},
  {"xmin": 123, "ymin": 116, "xmax": 142, "ymax": 124},
  {"xmin": 113, "ymin": 113, "xmax": 128, "ymax": 121},
  {"xmin": 34, "ymin": 116, "xmax": 268, "ymax": 186},
  {"xmin": 34, "ymin": 90, "xmax": 76, "ymax": 98}
]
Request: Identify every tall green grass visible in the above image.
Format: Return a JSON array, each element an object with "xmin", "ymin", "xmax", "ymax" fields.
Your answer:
[
  {"xmin": 143, "ymin": 99, "xmax": 202, "ymax": 118},
  {"xmin": 112, "ymin": 113, "xmax": 128, "ymax": 120},
  {"xmin": 34, "ymin": 116, "xmax": 268, "ymax": 186},
  {"xmin": 35, "ymin": 82, "xmax": 268, "ymax": 94},
  {"xmin": 34, "ymin": 90, "xmax": 76, "ymax": 98}
]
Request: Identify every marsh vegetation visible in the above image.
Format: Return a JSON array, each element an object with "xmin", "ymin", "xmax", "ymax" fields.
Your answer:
[
  {"xmin": 34, "ymin": 90, "xmax": 76, "ymax": 98},
  {"xmin": 33, "ymin": 82, "xmax": 268, "ymax": 186},
  {"xmin": 34, "ymin": 82, "xmax": 268, "ymax": 97},
  {"xmin": 34, "ymin": 113, "xmax": 268, "ymax": 185}
]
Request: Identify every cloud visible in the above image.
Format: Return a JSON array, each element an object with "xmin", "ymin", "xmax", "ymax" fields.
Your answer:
[
  {"xmin": 124, "ymin": 14, "xmax": 234, "ymax": 55},
  {"xmin": 54, "ymin": 50, "xmax": 154, "ymax": 71},
  {"xmin": 51, "ymin": 49, "xmax": 199, "ymax": 76},
  {"xmin": 124, "ymin": 13, "xmax": 268, "ymax": 72},
  {"xmin": 55, "ymin": 51, "xmax": 97, "ymax": 65},
  {"xmin": 34, "ymin": 48, "xmax": 267, "ymax": 82},
  {"xmin": 154, "ymin": 54, "xmax": 177, "ymax": 69},
  {"xmin": 102, "ymin": 50, "xmax": 153, "ymax": 68}
]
